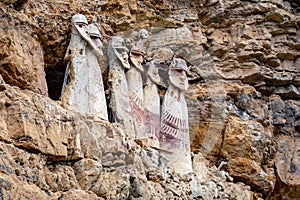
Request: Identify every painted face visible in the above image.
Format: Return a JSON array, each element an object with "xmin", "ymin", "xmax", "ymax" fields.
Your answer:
[
  {"xmin": 115, "ymin": 48, "xmax": 130, "ymax": 69},
  {"xmin": 129, "ymin": 51, "xmax": 144, "ymax": 72},
  {"xmin": 110, "ymin": 36, "xmax": 131, "ymax": 69},
  {"xmin": 146, "ymin": 62, "xmax": 161, "ymax": 84},
  {"xmin": 169, "ymin": 68, "xmax": 188, "ymax": 91},
  {"xmin": 73, "ymin": 23, "xmax": 88, "ymax": 39},
  {"xmin": 71, "ymin": 14, "xmax": 88, "ymax": 25},
  {"xmin": 71, "ymin": 14, "xmax": 88, "ymax": 34},
  {"xmin": 75, "ymin": 22, "xmax": 87, "ymax": 28},
  {"xmin": 88, "ymin": 24, "xmax": 103, "ymax": 50},
  {"xmin": 88, "ymin": 24, "xmax": 101, "ymax": 37},
  {"xmin": 139, "ymin": 29, "xmax": 149, "ymax": 39}
]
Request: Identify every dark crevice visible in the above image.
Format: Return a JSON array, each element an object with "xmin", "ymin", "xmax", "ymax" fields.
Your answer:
[
  {"xmin": 45, "ymin": 65, "xmax": 66, "ymax": 100},
  {"xmin": 13, "ymin": 0, "xmax": 28, "ymax": 11}
]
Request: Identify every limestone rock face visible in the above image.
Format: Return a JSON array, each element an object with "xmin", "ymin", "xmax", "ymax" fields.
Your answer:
[
  {"xmin": 0, "ymin": 0, "xmax": 300, "ymax": 199},
  {"xmin": 187, "ymin": 77, "xmax": 299, "ymax": 198},
  {"xmin": 0, "ymin": 6, "xmax": 48, "ymax": 95},
  {"xmin": 267, "ymin": 96, "xmax": 300, "ymax": 199},
  {"xmin": 1, "ymin": 86, "xmax": 68, "ymax": 157},
  {"xmin": 0, "ymin": 78, "xmax": 257, "ymax": 199}
]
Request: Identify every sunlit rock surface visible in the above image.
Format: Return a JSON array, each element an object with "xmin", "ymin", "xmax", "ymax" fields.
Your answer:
[{"xmin": 0, "ymin": 0, "xmax": 299, "ymax": 199}]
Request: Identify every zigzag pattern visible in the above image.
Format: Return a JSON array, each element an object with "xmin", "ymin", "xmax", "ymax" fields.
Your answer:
[
  {"xmin": 161, "ymin": 111, "xmax": 188, "ymax": 139},
  {"xmin": 130, "ymin": 92, "xmax": 143, "ymax": 108}
]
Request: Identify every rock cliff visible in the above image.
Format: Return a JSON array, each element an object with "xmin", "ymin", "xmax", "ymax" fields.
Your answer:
[{"xmin": 0, "ymin": 0, "xmax": 299, "ymax": 199}]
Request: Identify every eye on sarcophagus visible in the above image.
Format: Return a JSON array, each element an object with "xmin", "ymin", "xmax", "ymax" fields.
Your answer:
[
  {"xmin": 143, "ymin": 61, "xmax": 161, "ymax": 149},
  {"xmin": 159, "ymin": 57, "xmax": 193, "ymax": 175},
  {"xmin": 126, "ymin": 29, "xmax": 149, "ymax": 140},
  {"xmin": 59, "ymin": 20, "xmax": 193, "ymax": 175},
  {"xmin": 107, "ymin": 36, "xmax": 135, "ymax": 137},
  {"xmin": 60, "ymin": 14, "xmax": 108, "ymax": 121}
]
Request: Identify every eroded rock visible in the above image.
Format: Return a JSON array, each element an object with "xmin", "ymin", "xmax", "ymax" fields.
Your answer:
[
  {"xmin": 0, "ymin": 0, "xmax": 299, "ymax": 199},
  {"xmin": 0, "ymin": 8, "xmax": 48, "ymax": 95}
]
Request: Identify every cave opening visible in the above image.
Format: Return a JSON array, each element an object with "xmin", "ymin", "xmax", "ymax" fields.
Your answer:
[
  {"xmin": 45, "ymin": 65, "xmax": 66, "ymax": 100},
  {"xmin": 45, "ymin": 62, "xmax": 114, "ymax": 122}
]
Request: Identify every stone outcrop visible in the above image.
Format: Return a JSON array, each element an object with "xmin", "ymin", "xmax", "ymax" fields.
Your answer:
[
  {"xmin": 0, "ymin": 77, "xmax": 257, "ymax": 199},
  {"xmin": 0, "ymin": 6, "xmax": 48, "ymax": 95},
  {"xmin": 0, "ymin": 0, "xmax": 299, "ymax": 199}
]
